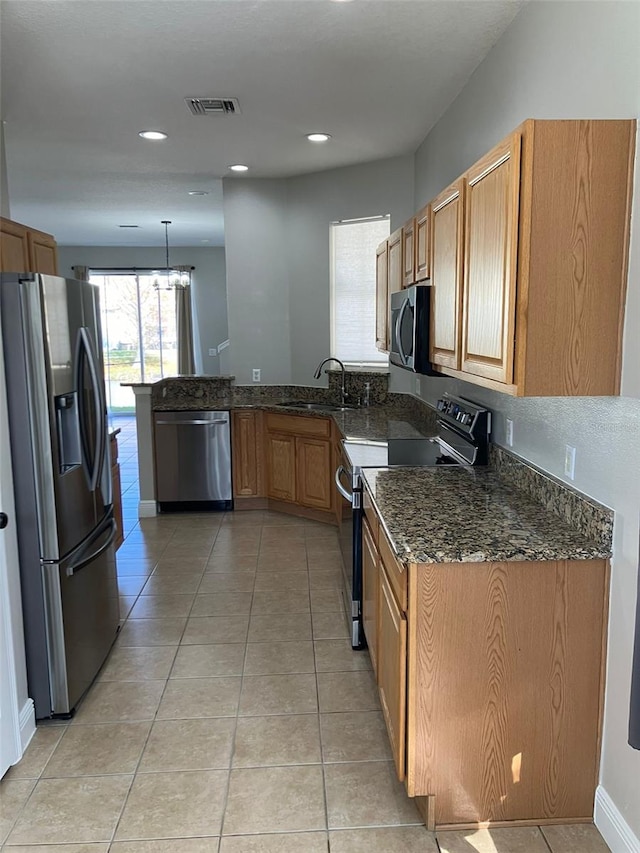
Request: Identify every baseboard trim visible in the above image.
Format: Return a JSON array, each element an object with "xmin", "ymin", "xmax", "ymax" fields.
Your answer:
[
  {"xmin": 138, "ymin": 500, "xmax": 157, "ymax": 518},
  {"xmin": 595, "ymin": 785, "xmax": 640, "ymax": 853},
  {"xmin": 18, "ymin": 698, "xmax": 35, "ymax": 753}
]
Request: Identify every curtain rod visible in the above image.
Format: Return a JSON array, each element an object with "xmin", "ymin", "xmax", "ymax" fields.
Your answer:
[{"xmin": 72, "ymin": 266, "xmax": 195, "ymax": 272}]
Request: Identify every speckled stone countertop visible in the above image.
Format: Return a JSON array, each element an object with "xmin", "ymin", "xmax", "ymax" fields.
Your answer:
[
  {"xmin": 148, "ymin": 377, "xmax": 437, "ymax": 441},
  {"xmin": 362, "ymin": 466, "xmax": 612, "ymax": 564}
]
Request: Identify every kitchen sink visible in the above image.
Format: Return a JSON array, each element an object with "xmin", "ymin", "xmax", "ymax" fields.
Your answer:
[{"xmin": 275, "ymin": 401, "xmax": 355, "ymax": 412}]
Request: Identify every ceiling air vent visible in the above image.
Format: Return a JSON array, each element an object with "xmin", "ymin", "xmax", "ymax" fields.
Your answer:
[{"xmin": 185, "ymin": 97, "xmax": 241, "ymax": 116}]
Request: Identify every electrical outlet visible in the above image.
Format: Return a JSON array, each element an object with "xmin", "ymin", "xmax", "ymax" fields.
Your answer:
[
  {"xmin": 505, "ymin": 418, "xmax": 514, "ymax": 447},
  {"xmin": 415, "ymin": 377, "xmax": 421, "ymax": 396},
  {"xmin": 252, "ymin": 368, "xmax": 261, "ymax": 382},
  {"xmin": 564, "ymin": 445, "xmax": 576, "ymax": 480},
  {"xmin": 208, "ymin": 347, "xmax": 216, "ymax": 357}
]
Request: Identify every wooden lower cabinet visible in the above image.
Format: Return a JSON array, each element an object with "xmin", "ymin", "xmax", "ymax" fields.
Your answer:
[
  {"xmin": 232, "ymin": 410, "xmax": 265, "ymax": 499},
  {"xmin": 296, "ymin": 436, "xmax": 333, "ymax": 510},
  {"xmin": 265, "ymin": 432, "xmax": 296, "ymax": 502},
  {"xmin": 361, "ymin": 517, "xmax": 379, "ymax": 677},
  {"xmin": 378, "ymin": 563, "xmax": 407, "ymax": 782},
  {"xmin": 363, "ymin": 493, "xmax": 608, "ymax": 828}
]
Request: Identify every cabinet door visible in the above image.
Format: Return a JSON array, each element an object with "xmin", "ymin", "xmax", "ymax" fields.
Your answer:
[
  {"xmin": 430, "ymin": 181, "xmax": 464, "ymax": 370},
  {"xmin": 232, "ymin": 410, "xmax": 264, "ymax": 497},
  {"xmin": 375, "ymin": 240, "xmax": 389, "ymax": 351},
  {"xmin": 28, "ymin": 231, "xmax": 59, "ymax": 276},
  {"xmin": 296, "ymin": 436, "xmax": 332, "ymax": 511},
  {"xmin": 462, "ymin": 133, "xmax": 521, "ymax": 384},
  {"xmin": 415, "ymin": 203, "xmax": 430, "ymax": 281},
  {"xmin": 402, "ymin": 218, "xmax": 415, "ymax": 288},
  {"xmin": 0, "ymin": 218, "xmax": 30, "ymax": 272},
  {"xmin": 378, "ymin": 565, "xmax": 407, "ymax": 782},
  {"xmin": 266, "ymin": 433, "xmax": 296, "ymax": 502},
  {"xmin": 362, "ymin": 517, "xmax": 379, "ymax": 677}
]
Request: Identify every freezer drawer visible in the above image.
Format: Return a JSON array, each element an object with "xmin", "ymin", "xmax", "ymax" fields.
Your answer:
[{"xmin": 154, "ymin": 410, "xmax": 232, "ymax": 505}]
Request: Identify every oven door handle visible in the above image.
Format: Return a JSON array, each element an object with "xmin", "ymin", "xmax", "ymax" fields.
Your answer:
[{"xmin": 335, "ymin": 466, "xmax": 353, "ymax": 503}]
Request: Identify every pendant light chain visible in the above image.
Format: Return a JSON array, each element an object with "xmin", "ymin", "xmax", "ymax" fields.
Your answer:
[{"xmin": 162, "ymin": 219, "xmax": 172, "ymax": 286}]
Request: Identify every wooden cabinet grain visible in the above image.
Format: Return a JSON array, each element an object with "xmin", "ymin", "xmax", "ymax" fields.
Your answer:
[
  {"xmin": 263, "ymin": 413, "xmax": 334, "ymax": 517},
  {"xmin": 296, "ymin": 436, "xmax": 333, "ymax": 511},
  {"xmin": 414, "ymin": 203, "xmax": 430, "ymax": 282},
  {"xmin": 232, "ymin": 410, "xmax": 265, "ymax": 499},
  {"xmin": 387, "ymin": 227, "xmax": 403, "ymax": 301},
  {"xmin": 402, "ymin": 218, "xmax": 415, "ymax": 288},
  {"xmin": 0, "ymin": 217, "xmax": 59, "ymax": 275},
  {"xmin": 462, "ymin": 133, "xmax": 520, "ymax": 384},
  {"xmin": 364, "ymin": 488, "xmax": 609, "ymax": 828},
  {"xmin": 426, "ymin": 119, "xmax": 635, "ymax": 396},
  {"xmin": 375, "ymin": 240, "xmax": 389, "ymax": 352},
  {"xmin": 378, "ymin": 561, "xmax": 407, "ymax": 782},
  {"xmin": 265, "ymin": 432, "xmax": 296, "ymax": 502},
  {"xmin": 430, "ymin": 181, "xmax": 464, "ymax": 371}
]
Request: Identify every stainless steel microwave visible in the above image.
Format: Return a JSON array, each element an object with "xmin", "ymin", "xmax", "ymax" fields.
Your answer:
[{"xmin": 389, "ymin": 284, "xmax": 439, "ymax": 375}]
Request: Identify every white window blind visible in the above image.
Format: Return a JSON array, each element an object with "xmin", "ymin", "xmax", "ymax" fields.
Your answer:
[{"xmin": 330, "ymin": 216, "xmax": 390, "ymax": 365}]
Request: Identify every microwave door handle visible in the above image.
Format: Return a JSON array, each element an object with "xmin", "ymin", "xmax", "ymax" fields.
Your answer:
[
  {"xmin": 396, "ymin": 298, "xmax": 409, "ymax": 366},
  {"xmin": 335, "ymin": 466, "xmax": 353, "ymax": 503}
]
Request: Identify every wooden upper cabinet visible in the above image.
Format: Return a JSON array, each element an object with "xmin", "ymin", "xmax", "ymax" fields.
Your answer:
[
  {"xmin": 375, "ymin": 240, "xmax": 389, "ymax": 352},
  {"xmin": 0, "ymin": 217, "xmax": 58, "ymax": 275},
  {"xmin": 0, "ymin": 218, "xmax": 31, "ymax": 271},
  {"xmin": 401, "ymin": 218, "xmax": 415, "ymax": 288},
  {"xmin": 430, "ymin": 181, "xmax": 464, "ymax": 370},
  {"xmin": 387, "ymin": 227, "xmax": 403, "ymax": 298},
  {"xmin": 28, "ymin": 230, "xmax": 59, "ymax": 276},
  {"xmin": 232, "ymin": 410, "xmax": 264, "ymax": 498},
  {"xmin": 461, "ymin": 132, "xmax": 521, "ymax": 385},
  {"xmin": 414, "ymin": 203, "xmax": 430, "ymax": 281}
]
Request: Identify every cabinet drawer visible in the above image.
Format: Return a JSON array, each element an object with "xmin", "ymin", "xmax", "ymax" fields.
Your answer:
[
  {"xmin": 363, "ymin": 488, "xmax": 379, "ymax": 543},
  {"xmin": 265, "ymin": 413, "xmax": 331, "ymax": 438},
  {"xmin": 379, "ymin": 528, "xmax": 407, "ymax": 613}
]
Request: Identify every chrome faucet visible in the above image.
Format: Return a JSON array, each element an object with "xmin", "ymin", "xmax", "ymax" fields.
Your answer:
[{"xmin": 313, "ymin": 357, "xmax": 347, "ymax": 406}]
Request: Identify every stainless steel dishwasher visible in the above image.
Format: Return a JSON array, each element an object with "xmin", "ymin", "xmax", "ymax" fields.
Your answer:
[{"xmin": 154, "ymin": 410, "xmax": 233, "ymax": 510}]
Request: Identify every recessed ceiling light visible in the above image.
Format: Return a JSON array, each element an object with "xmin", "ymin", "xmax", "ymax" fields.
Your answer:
[
  {"xmin": 307, "ymin": 133, "xmax": 332, "ymax": 143},
  {"xmin": 119, "ymin": 224, "xmax": 139, "ymax": 228},
  {"xmin": 188, "ymin": 190, "xmax": 209, "ymax": 196},
  {"xmin": 138, "ymin": 130, "xmax": 168, "ymax": 140},
  {"xmin": 228, "ymin": 164, "xmax": 249, "ymax": 172}
]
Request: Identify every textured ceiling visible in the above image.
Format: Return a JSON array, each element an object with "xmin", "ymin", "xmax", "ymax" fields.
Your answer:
[{"xmin": 0, "ymin": 0, "xmax": 523, "ymax": 246}]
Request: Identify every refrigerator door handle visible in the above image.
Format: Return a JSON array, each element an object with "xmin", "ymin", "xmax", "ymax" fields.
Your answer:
[
  {"xmin": 75, "ymin": 327, "xmax": 106, "ymax": 492},
  {"xmin": 65, "ymin": 516, "xmax": 116, "ymax": 577}
]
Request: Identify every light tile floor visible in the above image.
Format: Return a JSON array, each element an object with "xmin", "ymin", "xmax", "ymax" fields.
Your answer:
[{"xmin": 1, "ymin": 417, "xmax": 612, "ymax": 852}]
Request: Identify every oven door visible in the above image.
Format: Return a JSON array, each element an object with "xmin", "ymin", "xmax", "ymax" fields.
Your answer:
[{"xmin": 334, "ymin": 459, "xmax": 365, "ymax": 649}]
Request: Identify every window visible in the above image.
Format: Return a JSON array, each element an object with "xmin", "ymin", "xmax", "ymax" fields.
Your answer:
[
  {"xmin": 330, "ymin": 216, "xmax": 390, "ymax": 365},
  {"xmin": 89, "ymin": 270, "xmax": 185, "ymax": 413}
]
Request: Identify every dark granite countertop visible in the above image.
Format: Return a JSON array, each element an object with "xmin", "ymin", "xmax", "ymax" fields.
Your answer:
[{"xmin": 362, "ymin": 465, "xmax": 612, "ymax": 564}]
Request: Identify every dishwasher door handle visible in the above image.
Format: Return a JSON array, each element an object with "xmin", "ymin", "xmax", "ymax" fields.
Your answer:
[{"xmin": 155, "ymin": 419, "xmax": 228, "ymax": 426}]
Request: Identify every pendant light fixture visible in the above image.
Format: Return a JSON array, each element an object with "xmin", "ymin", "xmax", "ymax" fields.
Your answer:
[{"xmin": 154, "ymin": 219, "xmax": 173, "ymax": 291}]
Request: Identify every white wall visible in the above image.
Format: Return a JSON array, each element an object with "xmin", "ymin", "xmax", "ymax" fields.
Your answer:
[
  {"xmin": 0, "ymin": 121, "xmax": 10, "ymax": 218},
  {"xmin": 57, "ymin": 245, "xmax": 228, "ymax": 376},
  {"xmin": 392, "ymin": 1, "xmax": 640, "ymax": 843},
  {"xmin": 223, "ymin": 155, "xmax": 413, "ymax": 385}
]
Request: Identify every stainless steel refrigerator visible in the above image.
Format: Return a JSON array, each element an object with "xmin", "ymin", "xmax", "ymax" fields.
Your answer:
[{"xmin": 0, "ymin": 272, "xmax": 119, "ymax": 719}]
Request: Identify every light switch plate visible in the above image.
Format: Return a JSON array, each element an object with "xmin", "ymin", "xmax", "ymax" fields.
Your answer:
[
  {"xmin": 414, "ymin": 377, "xmax": 420, "ymax": 396},
  {"xmin": 252, "ymin": 368, "xmax": 261, "ymax": 382},
  {"xmin": 564, "ymin": 445, "xmax": 576, "ymax": 480},
  {"xmin": 506, "ymin": 419, "xmax": 514, "ymax": 447},
  {"xmin": 208, "ymin": 348, "xmax": 216, "ymax": 357}
]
